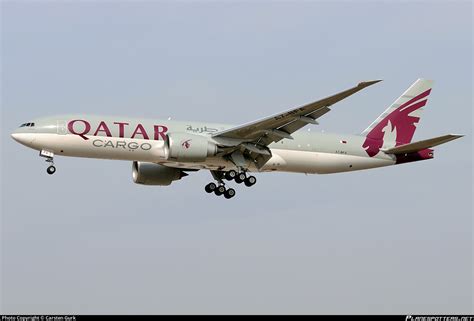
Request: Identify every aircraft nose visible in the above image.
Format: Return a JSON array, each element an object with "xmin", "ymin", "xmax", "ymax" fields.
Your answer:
[
  {"xmin": 11, "ymin": 131, "xmax": 36, "ymax": 146},
  {"xmin": 11, "ymin": 132, "xmax": 22, "ymax": 142}
]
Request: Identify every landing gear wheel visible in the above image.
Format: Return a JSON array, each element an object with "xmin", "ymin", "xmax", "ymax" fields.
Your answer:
[
  {"xmin": 225, "ymin": 170, "xmax": 237, "ymax": 181},
  {"xmin": 205, "ymin": 182, "xmax": 217, "ymax": 193},
  {"xmin": 235, "ymin": 172, "xmax": 246, "ymax": 184},
  {"xmin": 224, "ymin": 188, "xmax": 236, "ymax": 199},
  {"xmin": 214, "ymin": 185, "xmax": 226, "ymax": 196},
  {"xmin": 46, "ymin": 165, "xmax": 56, "ymax": 175},
  {"xmin": 244, "ymin": 175, "xmax": 257, "ymax": 187}
]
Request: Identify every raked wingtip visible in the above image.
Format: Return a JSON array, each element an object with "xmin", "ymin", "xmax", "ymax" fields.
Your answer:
[{"xmin": 358, "ymin": 79, "xmax": 383, "ymax": 87}]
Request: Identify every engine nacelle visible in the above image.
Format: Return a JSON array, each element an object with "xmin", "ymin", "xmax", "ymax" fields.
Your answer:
[
  {"xmin": 132, "ymin": 161, "xmax": 187, "ymax": 186},
  {"xmin": 165, "ymin": 132, "xmax": 217, "ymax": 162}
]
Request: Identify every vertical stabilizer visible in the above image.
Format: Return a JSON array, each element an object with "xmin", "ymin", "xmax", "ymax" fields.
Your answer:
[{"xmin": 361, "ymin": 79, "xmax": 433, "ymax": 157}]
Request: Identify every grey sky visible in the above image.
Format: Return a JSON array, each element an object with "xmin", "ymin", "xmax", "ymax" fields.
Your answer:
[{"xmin": 1, "ymin": 1, "xmax": 472, "ymax": 314}]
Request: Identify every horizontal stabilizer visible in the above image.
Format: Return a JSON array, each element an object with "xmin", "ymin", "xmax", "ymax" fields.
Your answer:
[{"xmin": 383, "ymin": 134, "xmax": 463, "ymax": 155}]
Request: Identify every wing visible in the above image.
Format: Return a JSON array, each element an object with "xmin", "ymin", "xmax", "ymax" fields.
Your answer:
[{"xmin": 212, "ymin": 80, "xmax": 382, "ymax": 169}]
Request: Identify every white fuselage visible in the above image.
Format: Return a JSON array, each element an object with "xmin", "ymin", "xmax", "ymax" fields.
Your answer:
[{"xmin": 11, "ymin": 115, "xmax": 396, "ymax": 174}]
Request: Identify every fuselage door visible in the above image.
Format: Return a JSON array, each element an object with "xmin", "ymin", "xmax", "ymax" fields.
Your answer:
[{"xmin": 57, "ymin": 120, "xmax": 67, "ymax": 135}]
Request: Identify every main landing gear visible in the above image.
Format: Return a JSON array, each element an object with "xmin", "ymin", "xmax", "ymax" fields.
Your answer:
[
  {"xmin": 40, "ymin": 149, "xmax": 56, "ymax": 175},
  {"xmin": 205, "ymin": 170, "xmax": 257, "ymax": 199},
  {"xmin": 205, "ymin": 182, "xmax": 236, "ymax": 199},
  {"xmin": 225, "ymin": 170, "xmax": 257, "ymax": 187}
]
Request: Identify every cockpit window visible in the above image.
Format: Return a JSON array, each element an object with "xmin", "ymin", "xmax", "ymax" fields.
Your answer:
[{"xmin": 19, "ymin": 122, "xmax": 35, "ymax": 127}]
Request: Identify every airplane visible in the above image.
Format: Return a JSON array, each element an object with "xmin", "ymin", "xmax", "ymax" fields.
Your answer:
[{"xmin": 11, "ymin": 79, "xmax": 463, "ymax": 199}]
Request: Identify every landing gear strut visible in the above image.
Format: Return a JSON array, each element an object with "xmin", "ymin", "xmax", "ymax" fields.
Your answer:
[{"xmin": 40, "ymin": 149, "xmax": 56, "ymax": 175}]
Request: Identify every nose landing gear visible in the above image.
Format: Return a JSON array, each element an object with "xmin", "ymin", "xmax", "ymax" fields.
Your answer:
[
  {"xmin": 46, "ymin": 165, "xmax": 56, "ymax": 175},
  {"xmin": 40, "ymin": 149, "xmax": 56, "ymax": 175}
]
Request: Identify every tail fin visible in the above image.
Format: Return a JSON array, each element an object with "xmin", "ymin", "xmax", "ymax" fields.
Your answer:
[{"xmin": 361, "ymin": 79, "xmax": 434, "ymax": 157}]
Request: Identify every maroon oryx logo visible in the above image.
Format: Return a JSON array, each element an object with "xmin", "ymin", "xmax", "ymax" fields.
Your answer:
[
  {"xmin": 181, "ymin": 139, "xmax": 191, "ymax": 149},
  {"xmin": 363, "ymin": 88, "xmax": 431, "ymax": 157}
]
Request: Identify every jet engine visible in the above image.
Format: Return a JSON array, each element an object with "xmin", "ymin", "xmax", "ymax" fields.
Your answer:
[
  {"xmin": 164, "ymin": 133, "xmax": 217, "ymax": 162},
  {"xmin": 132, "ymin": 161, "xmax": 188, "ymax": 186}
]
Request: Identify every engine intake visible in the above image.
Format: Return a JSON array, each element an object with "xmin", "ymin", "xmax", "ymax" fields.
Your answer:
[
  {"xmin": 132, "ymin": 161, "xmax": 188, "ymax": 186},
  {"xmin": 165, "ymin": 132, "xmax": 217, "ymax": 162}
]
